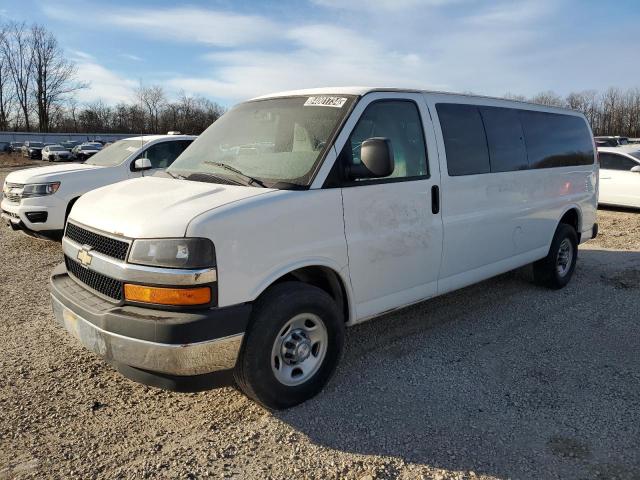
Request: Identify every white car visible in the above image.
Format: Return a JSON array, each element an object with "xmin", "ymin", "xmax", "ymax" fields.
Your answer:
[
  {"xmin": 42, "ymin": 145, "xmax": 72, "ymax": 162},
  {"xmin": 1, "ymin": 135, "xmax": 195, "ymax": 238},
  {"xmin": 49, "ymin": 88, "xmax": 598, "ymax": 409},
  {"xmin": 598, "ymin": 146, "xmax": 640, "ymax": 208}
]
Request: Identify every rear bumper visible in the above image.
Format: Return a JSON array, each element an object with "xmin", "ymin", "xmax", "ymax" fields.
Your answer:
[{"xmin": 50, "ymin": 263, "xmax": 251, "ymax": 377}]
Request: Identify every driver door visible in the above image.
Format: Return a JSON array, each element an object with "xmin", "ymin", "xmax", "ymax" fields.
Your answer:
[{"xmin": 336, "ymin": 93, "xmax": 443, "ymax": 321}]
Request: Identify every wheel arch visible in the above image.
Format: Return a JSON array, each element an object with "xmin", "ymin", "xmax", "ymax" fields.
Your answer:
[
  {"xmin": 252, "ymin": 261, "xmax": 353, "ymax": 324},
  {"xmin": 558, "ymin": 205, "xmax": 582, "ymax": 242}
]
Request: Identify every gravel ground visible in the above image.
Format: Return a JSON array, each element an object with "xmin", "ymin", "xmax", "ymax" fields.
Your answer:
[{"xmin": 1, "ymin": 155, "xmax": 639, "ymax": 479}]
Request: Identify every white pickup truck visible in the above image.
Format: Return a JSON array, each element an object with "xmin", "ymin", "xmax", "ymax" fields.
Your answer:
[
  {"xmin": 49, "ymin": 88, "xmax": 598, "ymax": 409},
  {"xmin": 2, "ymin": 135, "xmax": 195, "ymax": 239}
]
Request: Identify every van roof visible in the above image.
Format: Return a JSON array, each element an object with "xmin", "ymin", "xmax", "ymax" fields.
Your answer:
[{"xmin": 250, "ymin": 86, "xmax": 580, "ymax": 114}]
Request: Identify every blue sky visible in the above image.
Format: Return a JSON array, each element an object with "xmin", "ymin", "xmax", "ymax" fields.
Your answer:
[{"xmin": 1, "ymin": 0, "xmax": 639, "ymax": 107}]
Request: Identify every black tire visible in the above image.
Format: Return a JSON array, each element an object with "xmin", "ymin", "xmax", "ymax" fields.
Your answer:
[
  {"xmin": 533, "ymin": 223, "xmax": 578, "ymax": 289},
  {"xmin": 234, "ymin": 281, "xmax": 345, "ymax": 410}
]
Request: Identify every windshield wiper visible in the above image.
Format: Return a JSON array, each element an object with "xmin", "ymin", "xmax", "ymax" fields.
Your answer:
[
  {"xmin": 166, "ymin": 171, "xmax": 186, "ymax": 180},
  {"xmin": 203, "ymin": 161, "xmax": 268, "ymax": 188}
]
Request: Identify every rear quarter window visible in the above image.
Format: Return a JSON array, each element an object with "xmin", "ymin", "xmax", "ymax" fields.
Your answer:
[{"xmin": 519, "ymin": 111, "xmax": 594, "ymax": 168}]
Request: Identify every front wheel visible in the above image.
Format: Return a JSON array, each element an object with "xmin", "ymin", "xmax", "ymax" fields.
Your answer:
[
  {"xmin": 234, "ymin": 282, "xmax": 345, "ymax": 409},
  {"xmin": 533, "ymin": 223, "xmax": 578, "ymax": 289}
]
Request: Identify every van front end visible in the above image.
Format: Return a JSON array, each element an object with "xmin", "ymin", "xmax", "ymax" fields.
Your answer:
[{"xmin": 49, "ymin": 221, "xmax": 251, "ymax": 390}]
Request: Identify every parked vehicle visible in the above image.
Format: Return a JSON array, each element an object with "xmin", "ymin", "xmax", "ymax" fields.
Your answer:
[
  {"xmin": 48, "ymin": 88, "xmax": 598, "ymax": 409},
  {"xmin": 9, "ymin": 142, "xmax": 24, "ymax": 153},
  {"xmin": 0, "ymin": 142, "xmax": 10, "ymax": 153},
  {"xmin": 22, "ymin": 141, "xmax": 45, "ymax": 159},
  {"xmin": 72, "ymin": 143, "xmax": 103, "ymax": 161},
  {"xmin": 42, "ymin": 145, "xmax": 72, "ymax": 162},
  {"xmin": 1, "ymin": 135, "xmax": 195, "ymax": 238},
  {"xmin": 60, "ymin": 140, "xmax": 82, "ymax": 150},
  {"xmin": 595, "ymin": 136, "xmax": 629, "ymax": 147},
  {"xmin": 598, "ymin": 146, "xmax": 640, "ymax": 208}
]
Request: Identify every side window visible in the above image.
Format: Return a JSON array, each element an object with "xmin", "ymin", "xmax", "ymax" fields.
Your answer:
[
  {"xmin": 436, "ymin": 103, "xmax": 490, "ymax": 176},
  {"xmin": 346, "ymin": 100, "xmax": 428, "ymax": 180},
  {"xmin": 480, "ymin": 107, "xmax": 528, "ymax": 172},
  {"xmin": 138, "ymin": 141, "xmax": 192, "ymax": 169},
  {"xmin": 599, "ymin": 153, "xmax": 638, "ymax": 171},
  {"xmin": 519, "ymin": 111, "xmax": 594, "ymax": 169}
]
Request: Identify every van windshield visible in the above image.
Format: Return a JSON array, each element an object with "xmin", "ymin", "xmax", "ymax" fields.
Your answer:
[
  {"xmin": 168, "ymin": 95, "xmax": 356, "ymax": 187},
  {"xmin": 86, "ymin": 139, "xmax": 145, "ymax": 166}
]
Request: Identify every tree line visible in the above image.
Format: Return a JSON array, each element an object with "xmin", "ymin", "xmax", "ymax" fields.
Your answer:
[
  {"xmin": 505, "ymin": 88, "xmax": 640, "ymax": 138},
  {"xmin": 0, "ymin": 21, "xmax": 225, "ymax": 134},
  {"xmin": 2, "ymin": 20, "xmax": 640, "ymax": 137}
]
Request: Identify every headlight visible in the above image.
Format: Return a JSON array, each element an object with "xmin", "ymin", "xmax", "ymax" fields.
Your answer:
[
  {"xmin": 128, "ymin": 238, "xmax": 215, "ymax": 269},
  {"xmin": 22, "ymin": 182, "xmax": 60, "ymax": 198}
]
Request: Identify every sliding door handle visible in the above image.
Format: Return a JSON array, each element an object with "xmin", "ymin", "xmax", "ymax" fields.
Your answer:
[{"xmin": 431, "ymin": 185, "xmax": 440, "ymax": 214}]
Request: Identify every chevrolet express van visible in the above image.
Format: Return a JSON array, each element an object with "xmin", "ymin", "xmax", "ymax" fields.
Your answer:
[{"xmin": 50, "ymin": 88, "xmax": 598, "ymax": 409}]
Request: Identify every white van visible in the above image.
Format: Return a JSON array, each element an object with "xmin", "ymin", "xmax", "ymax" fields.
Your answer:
[
  {"xmin": 2, "ymin": 135, "xmax": 195, "ymax": 239},
  {"xmin": 49, "ymin": 88, "xmax": 598, "ymax": 409}
]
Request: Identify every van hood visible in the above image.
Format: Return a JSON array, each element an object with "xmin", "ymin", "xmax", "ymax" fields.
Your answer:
[
  {"xmin": 5, "ymin": 163, "xmax": 102, "ymax": 184},
  {"xmin": 69, "ymin": 177, "xmax": 275, "ymax": 238}
]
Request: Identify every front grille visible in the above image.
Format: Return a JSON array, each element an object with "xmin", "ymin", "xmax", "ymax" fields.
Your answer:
[
  {"xmin": 1, "ymin": 209, "xmax": 19, "ymax": 219},
  {"xmin": 65, "ymin": 255, "xmax": 123, "ymax": 301},
  {"xmin": 65, "ymin": 223, "xmax": 130, "ymax": 260}
]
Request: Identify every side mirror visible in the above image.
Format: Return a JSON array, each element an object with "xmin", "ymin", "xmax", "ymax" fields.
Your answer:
[
  {"xmin": 133, "ymin": 158, "xmax": 152, "ymax": 171},
  {"xmin": 631, "ymin": 165, "xmax": 640, "ymax": 173},
  {"xmin": 347, "ymin": 137, "xmax": 394, "ymax": 180}
]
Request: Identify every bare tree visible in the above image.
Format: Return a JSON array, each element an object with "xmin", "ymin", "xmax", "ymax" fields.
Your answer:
[
  {"xmin": 30, "ymin": 25, "xmax": 86, "ymax": 132},
  {"xmin": 530, "ymin": 90, "xmax": 566, "ymax": 107},
  {"xmin": 0, "ymin": 24, "xmax": 16, "ymax": 130},
  {"xmin": 1, "ymin": 22, "xmax": 34, "ymax": 130},
  {"xmin": 137, "ymin": 84, "xmax": 166, "ymax": 133}
]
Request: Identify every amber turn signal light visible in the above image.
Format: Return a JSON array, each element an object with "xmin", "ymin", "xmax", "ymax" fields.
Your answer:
[{"xmin": 124, "ymin": 284, "xmax": 211, "ymax": 306}]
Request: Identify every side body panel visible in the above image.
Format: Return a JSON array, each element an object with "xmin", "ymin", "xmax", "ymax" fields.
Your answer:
[
  {"xmin": 423, "ymin": 93, "xmax": 598, "ymax": 294},
  {"xmin": 599, "ymin": 156, "xmax": 640, "ymax": 208}
]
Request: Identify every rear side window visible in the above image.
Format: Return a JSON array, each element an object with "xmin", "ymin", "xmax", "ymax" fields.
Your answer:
[
  {"xmin": 479, "ymin": 107, "xmax": 528, "ymax": 172},
  {"xmin": 599, "ymin": 152, "xmax": 638, "ymax": 171},
  {"xmin": 436, "ymin": 103, "xmax": 490, "ymax": 176},
  {"xmin": 519, "ymin": 111, "xmax": 593, "ymax": 168}
]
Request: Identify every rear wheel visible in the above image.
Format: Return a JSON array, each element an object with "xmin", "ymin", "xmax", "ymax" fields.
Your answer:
[
  {"xmin": 533, "ymin": 223, "xmax": 578, "ymax": 289},
  {"xmin": 234, "ymin": 282, "xmax": 344, "ymax": 410}
]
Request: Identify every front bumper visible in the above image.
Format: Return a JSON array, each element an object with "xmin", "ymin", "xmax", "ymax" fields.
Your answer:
[
  {"xmin": 1, "ymin": 195, "xmax": 66, "ymax": 232},
  {"xmin": 50, "ymin": 263, "xmax": 251, "ymax": 377}
]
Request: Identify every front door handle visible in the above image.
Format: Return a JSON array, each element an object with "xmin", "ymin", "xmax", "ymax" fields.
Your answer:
[{"xmin": 431, "ymin": 185, "xmax": 440, "ymax": 214}]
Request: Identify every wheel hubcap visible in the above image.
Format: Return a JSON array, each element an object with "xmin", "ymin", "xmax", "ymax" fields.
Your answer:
[
  {"xmin": 271, "ymin": 313, "xmax": 328, "ymax": 386},
  {"xmin": 556, "ymin": 238, "xmax": 573, "ymax": 277}
]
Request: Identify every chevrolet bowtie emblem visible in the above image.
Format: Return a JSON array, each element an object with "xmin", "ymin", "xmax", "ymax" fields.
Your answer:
[{"xmin": 77, "ymin": 246, "xmax": 93, "ymax": 267}]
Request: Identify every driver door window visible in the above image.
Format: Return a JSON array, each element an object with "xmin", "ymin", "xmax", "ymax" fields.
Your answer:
[
  {"xmin": 137, "ymin": 141, "xmax": 192, "ymax": 169},
  {"xmin": 344, "ymin": 100, "xmax": 428, "ymax": 181}
]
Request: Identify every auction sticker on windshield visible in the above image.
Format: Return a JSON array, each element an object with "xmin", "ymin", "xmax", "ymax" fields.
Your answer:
[{"xmin": 304, "ymin": 96, "xmax": 347, "ymax": 108}]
